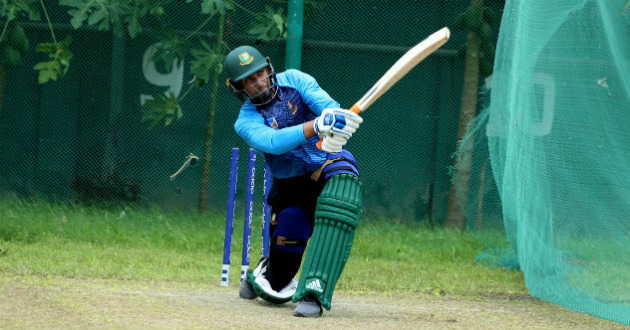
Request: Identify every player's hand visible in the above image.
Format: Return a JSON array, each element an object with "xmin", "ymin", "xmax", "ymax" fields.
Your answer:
[
  {"xmin": 319, "ymin": 133, "xmax": 349, "ymax": 153},
  {"xmin": 313, "ymin": 108, "xmax": 363, "ymax": 139}
]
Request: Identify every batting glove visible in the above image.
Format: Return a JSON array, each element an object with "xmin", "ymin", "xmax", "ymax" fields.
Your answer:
[
  {"xmin": 320, "ymin": 133, "xmax": 349, "ymax": 153},
  {"xmin": 313, "ymin": 108, "xmax": 363, "ymax": 139}
]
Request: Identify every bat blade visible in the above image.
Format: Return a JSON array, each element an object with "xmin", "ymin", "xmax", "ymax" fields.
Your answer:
[
  {"xmin": 349, "ymin": 27, "xmax": 451, "ymax": 114},
  {"xmin": 317, "ymin": 27, "xmax": 451, "ymax": 150}
]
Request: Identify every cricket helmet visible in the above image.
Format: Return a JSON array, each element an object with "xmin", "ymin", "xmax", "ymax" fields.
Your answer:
[{"xmin": 224, "ymin": 45, "xmax": 278, "ymax": 106}]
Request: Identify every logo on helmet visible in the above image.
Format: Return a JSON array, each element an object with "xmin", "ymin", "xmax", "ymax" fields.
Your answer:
[{"xmin": 238, "ymin": 52, "xmax": 254, "ymax": 66}]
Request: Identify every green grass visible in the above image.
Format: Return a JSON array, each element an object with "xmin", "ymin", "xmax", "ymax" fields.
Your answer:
[{"xmin": 0, "ymin": 196, "xmax": 527, "ymax": 297}]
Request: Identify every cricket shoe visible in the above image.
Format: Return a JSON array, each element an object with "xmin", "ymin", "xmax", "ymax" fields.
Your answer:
[
  {"xmin": 293, "ymin": 295, "xmax": 323, "ymax": 317},
  {"xmin": 239, "ymin": 279, "xmax": 257, "ymax": 300}
]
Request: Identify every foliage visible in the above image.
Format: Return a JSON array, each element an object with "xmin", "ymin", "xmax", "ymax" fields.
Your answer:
[
  {"xmin": 33, "ymin": 35, "xmax": 73, "ymax": 83},
  {"xmin": 137, "ymin": 0, "xmax": 288, "ymax": 128},
  {"xmin": 149, "ymin": 29, "xmax": 191, "ymax": 73},
  {"xmin": 0, "ymin": 0, "xmax": 75, "ymax": 84},
  {"xmin": 189, "ymin": 39, "xmax": 224, "ymax": 84},
  {"xmin": 0, "ymin": 21, "xmax": 28, "ymax": 68},
  {"xmin": 60, "ymin": 0, "xmax": 168, "ymax": 38},
  {"xmin": 248, "ymin": 5, "xmax": 287, "ymax": 41},
  {"xmin": 0, "ymin": 0, "xmax": 38, "ymax": 69},
  {"xmin": 454, "ymin": 4, "xmax": 497, "ymax": 76},
  {"xmin": 137, "ymin": 0, "xmax": 294, "ymax": 128},
  {"xmin": 140, "ymin": 91, "xmax": 183, "ymax": 129},
  {"xmin": 195, "ymin": 0, "xmax": 234, "ymax": 15},
  {"xmin": 0, "ymin": 0, "xmax": 313, "ymax": 128},
  {"xmin": 0, "ymin": 0, "xmax": 40, "ymax": 21}
]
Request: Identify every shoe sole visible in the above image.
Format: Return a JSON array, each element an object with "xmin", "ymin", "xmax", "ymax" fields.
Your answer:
[{"xmin": 293, "ymin": 312, "xmax": 322, "ymax": 317}]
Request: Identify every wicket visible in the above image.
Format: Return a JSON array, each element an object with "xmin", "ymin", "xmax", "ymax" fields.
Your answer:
[{"xmin": 221, "ymin": 148, "xmax": 271, "ymax": 287}]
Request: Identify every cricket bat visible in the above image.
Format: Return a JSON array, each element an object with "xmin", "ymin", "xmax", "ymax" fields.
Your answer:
[{"xmin": 317, "ymin": 27, "xmax": 451, "ymax": 150}]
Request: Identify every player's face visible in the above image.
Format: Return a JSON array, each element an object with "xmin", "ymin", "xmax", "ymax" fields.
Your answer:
[{"xmin": 242, "ymin": 68, "xmax": 271, "ymax": 99}]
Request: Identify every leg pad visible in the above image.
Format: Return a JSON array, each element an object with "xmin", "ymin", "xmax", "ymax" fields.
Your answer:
[{"xmin": 292, "ymin": 174, "xmax": 363, "ymax": 310}]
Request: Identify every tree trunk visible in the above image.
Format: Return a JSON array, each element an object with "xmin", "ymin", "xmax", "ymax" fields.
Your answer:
[
  {"xmin": 444, "ymin": 0, "xmax": 483, "ymax": 229},
  {"xmin": 198, "ymin": 12, "xmax": 225, "ymax": 213}
]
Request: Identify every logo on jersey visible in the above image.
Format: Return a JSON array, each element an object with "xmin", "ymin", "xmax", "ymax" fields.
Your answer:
[
  {"xmin": 266, "ymin": 117, "xmax": 278, "ymax": 129},
  {"xmin": 287, "ymin": 100, "xmax": 298, "ymax": 115},
  {"xmin": 238, "ymin": 52, "xmax": 254, "ymax": 66}
]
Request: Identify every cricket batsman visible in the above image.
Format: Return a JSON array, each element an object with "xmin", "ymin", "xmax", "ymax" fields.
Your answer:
[{"xmin": 224, "ymin": 45, "xmax": 363, "ymax": 317}]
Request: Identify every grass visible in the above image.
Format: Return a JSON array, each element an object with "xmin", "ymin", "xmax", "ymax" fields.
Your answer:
[{"xmin": 0, "ymin": 196, "xmax": 527, "ymax": 297}]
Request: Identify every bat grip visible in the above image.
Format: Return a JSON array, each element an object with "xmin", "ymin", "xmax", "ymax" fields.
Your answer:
[
  {"xmin": 349, "ymin": 103, "xmax": 362, "ymax": 114},
  {"xmin": 316, "ymin": 103, "xmax": 362, "ymax": 151}
]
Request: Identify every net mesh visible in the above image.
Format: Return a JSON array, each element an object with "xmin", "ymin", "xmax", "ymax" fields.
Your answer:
[
  {"xmin": 1, "ymin": 0, "xmax": 629, "ymax": 325},
  {"xmin": 463, "ymin": 0, "xmax": 630, "ymax": 324},
  {"xmin": 0, "ymin": 0, "xmax": 503, "ymax": 222}
]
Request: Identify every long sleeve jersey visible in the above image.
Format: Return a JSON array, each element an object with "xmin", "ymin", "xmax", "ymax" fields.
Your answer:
[{"xmin": 234, "ymin": 69, "xmax": 340, "ymax": 179}]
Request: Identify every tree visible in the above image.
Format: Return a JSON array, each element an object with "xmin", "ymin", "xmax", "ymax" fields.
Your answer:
[
  {"xmin": 64, "ymin": 0, "xmax": 291, "ymax": 212},
  {"xmin": 444, "ymin": 0, "xmax": 498, "ymax": 229},
  {"xmin": 0, "ymin": 0, "xmax": 72, "ymax": 120},
  {"xmin": 1, "ymin": 0, "xmax": 290, "ymax": 212}
]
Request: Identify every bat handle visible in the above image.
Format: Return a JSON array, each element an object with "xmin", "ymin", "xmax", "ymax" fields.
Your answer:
[
  {"xmin": 316, "ymin": 103, "xmax": 362, "ymax": 151},
  {"xmin": 348, "ymin": 103, "xmax": 362, "ymax": 114}
]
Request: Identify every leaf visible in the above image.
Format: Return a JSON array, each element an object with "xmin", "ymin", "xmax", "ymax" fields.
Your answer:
[
  {"xmin": 61, "ymin": 0, "xmax": 101, "ymax": 30},
  {"xmin": 33, "ymin": 36, "xmax": 73, "ymax": 84},
  {"xmin": 247, "ymin": 25, "xmax": 268, "ymax": 35},
  {"xmin": 247, "ymin": 6, "xmax": 287, "ymax": 42},
  {"xmin": 141, "ymin": 92, "xmax": 183, "ymax": 128},
  {"xmin": 33, "ymin": 61, "xmax": 60, "ymax": 83},
  {"xmin": 2, "ymin": 0, "xmax": 40, "ymax": 21},
  {"xmin": 3, "ymin": 46, "xmax": 22, "ymax": 68},
  {"xmin": 272, "ymin": 14, "xmax": 283, "ymax": 32},
  {"xmin": 189, "ymin": 40, "xmax": 224, "ymax": 82},
  {"xmin": 59, "ymin": 0, "xmax": 157, "ymax": 38},
  {"xmin": 152, "ymin": 39, "xmax": 188, "ymax": 72},
  {"xmin": 200, "ymin": 0, "xmax": 234, "ymax": 15},
  {"xmin": 127, "ymin": 15, "xmax": 142, "ymax": 38},
  {"xmin": 9, "ymin": 23, "xmax": 29, "ymax": 53},
  {"xmin": 87, "ymin": 7, "xmax": 107, "ymax": 26}
]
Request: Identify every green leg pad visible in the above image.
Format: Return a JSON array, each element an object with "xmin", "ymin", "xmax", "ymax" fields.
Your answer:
[{"xmin": 292, "ymin": 174, "xmax": 363, "ymax": 310}]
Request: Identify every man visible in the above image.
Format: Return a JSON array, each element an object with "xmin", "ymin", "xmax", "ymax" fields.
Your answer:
[{"xmin": 224, "ymin": 45, "xmax": 364, "ymax": 317}]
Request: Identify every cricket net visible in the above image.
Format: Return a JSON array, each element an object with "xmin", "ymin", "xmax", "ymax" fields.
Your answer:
[{"xmin": 460, "ymin": 0, "xmax": 630, "ymax": 324}]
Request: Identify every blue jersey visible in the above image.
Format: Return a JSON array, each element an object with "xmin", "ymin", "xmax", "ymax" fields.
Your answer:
[{"xmin": 234, "ymin": 69, "xmax": 340, "ymax": 179}]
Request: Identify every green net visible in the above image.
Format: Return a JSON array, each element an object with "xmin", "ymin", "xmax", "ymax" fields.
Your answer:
[
  {"xmin": 0, "ymin": 0, "xmax": 506, "ymax": 223},
  {"xmin": 461, "ymin": 0, "xmax": 630, "ymax": 324}
]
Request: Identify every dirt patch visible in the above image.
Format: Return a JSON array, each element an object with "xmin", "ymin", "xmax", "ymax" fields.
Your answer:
[{"xmin": 0, "ymin": 274, "xmax": 627, "ymax": 330}]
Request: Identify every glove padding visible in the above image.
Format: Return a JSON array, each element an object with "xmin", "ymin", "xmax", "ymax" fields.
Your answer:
[
  {"xmin": 320, "ymin": 134, "xmax": 349, "ymax": 153},
  {"xmin": 313, "ymin": 108, "xmax": 363, "ymax": 139}
]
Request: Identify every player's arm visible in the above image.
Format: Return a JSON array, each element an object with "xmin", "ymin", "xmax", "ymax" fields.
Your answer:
[
  {"xmin": 284, "ymin": 70, "xmax": 363, "ymax": 152},
  {"xmin": 234, "ymin": 105, "xmax": 307, "ymax": 155},
  {"xmin": 282, "ymin": 70, "xmax": 339, "ymax": 115}
]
